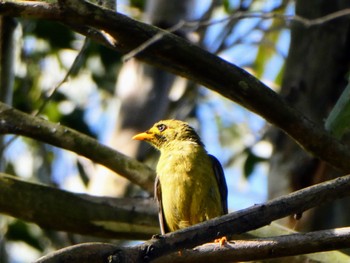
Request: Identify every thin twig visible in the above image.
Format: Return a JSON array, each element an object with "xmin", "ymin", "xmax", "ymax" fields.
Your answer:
[
  {"xmin": 123, "ymin": 9, "xmax": 350, "ymax": 61},
  {"xmin": 35, "ymin": 37, "xmax": 90, "ymax": 115},
  {"xmin": 122, "ymin": 21, "xmax": 186, "ymax": 62},
  {"xmin": 0, "ymin": 37, "xmax": 90, "ymax": 155},
  {"xmin": 293, "ymin": 8, "xmax": 350, "ymax": 26}
]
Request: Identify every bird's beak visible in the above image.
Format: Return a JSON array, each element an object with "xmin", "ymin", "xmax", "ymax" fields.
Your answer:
[{"xmin": 132, "ymin": 132, "xmax": 154, "ymax": 141}]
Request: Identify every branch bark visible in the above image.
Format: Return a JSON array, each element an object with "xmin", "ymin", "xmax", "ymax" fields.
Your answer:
[
  {"xmin": 132, "ymin": 174, "xmax": 350, "ymax": 262},
  {"xmin": 25, "ymin": 173, "xmax": 350, "ymax": 262},
  {"xmin": 0, "ymin": 173, "xmax": 158, "ymax": 239},
  {"xmin": 1, "ymin": 0, "xmax": 350, "ymax": 174},
  {"xmin": 2, "ymin": 153, "xmax": 350, "ymax": 260},
  {"xmin": 0, "ymin": 102, "xmax": 155, "ymax": 193},
  {"xmin": 153, "ymin": 227, "xmax": 350, "ymax": 263},
  {"xmin": 34, "ymin": 227, "xmax": 350, "ymax": 263}
]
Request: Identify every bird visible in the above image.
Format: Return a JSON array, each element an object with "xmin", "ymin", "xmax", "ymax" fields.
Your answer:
[{"xmin": 132, "ymin": 119, "xmax": 228, "ymax": 234}]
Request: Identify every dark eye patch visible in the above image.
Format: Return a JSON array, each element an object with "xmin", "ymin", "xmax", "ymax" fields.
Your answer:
[{"xmin": 157, "ymin": 124, "xmax": 167, "ymax": 132}]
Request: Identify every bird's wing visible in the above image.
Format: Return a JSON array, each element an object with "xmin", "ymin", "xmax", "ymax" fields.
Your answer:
[
  {"xmin": 155, "ymin": 176, "xmax": 168, "ymax": 234},
  {"xmin": 209, "ymin": 154, "xmax": 228, "ymax": 214}
]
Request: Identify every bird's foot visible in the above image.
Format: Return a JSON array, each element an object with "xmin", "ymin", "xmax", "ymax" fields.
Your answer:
[{"xmin": 214, "ymin": 236, "xmax": 227, "ymax": 247}]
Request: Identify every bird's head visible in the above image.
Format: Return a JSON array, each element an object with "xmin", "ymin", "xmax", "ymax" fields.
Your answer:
[{"xmin": 132, "ymin": 119, "xmax": 204, "ymax": 150}]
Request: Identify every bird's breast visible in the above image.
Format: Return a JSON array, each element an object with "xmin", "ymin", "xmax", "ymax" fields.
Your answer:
[{"xmin": 156, "ymin": 146, "xmax": 222, "ymax": 232}]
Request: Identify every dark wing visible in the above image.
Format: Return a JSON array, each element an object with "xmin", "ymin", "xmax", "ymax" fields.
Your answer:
[
  {"xmin": 209, "ymin": 154, "xmax": 228, "ymax": 214},
  {"xmin": 155, "ymin": 176, "xmax": 169, "ymax": 234}
]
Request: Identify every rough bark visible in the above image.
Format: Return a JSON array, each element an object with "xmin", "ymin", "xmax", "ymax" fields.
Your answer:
[{"xmin": 268, "ymin": 0, "xmax": 350, "ymax": 230}]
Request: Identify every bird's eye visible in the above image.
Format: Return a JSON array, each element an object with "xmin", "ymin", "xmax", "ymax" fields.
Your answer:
[{"xmin": 157, "ymin": 124, "xmax": 167, "ymax": 132}]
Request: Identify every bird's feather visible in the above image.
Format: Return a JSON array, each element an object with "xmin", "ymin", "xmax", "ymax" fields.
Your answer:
[
  {"xmin": 209, "ymin": 154, "xmax": 228, "ymax": 214},
  {"xmin": 155, "ymin": 176, "xmax": 168, "ymax": 234}
]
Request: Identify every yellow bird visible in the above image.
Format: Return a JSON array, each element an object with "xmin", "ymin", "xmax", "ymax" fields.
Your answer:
[{"xmin": 133, "ymin": 119, "xmax": 228, "ymax": 234}]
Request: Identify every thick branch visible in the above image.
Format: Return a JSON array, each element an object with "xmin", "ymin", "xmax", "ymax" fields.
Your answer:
[
  {"xmin": 34, "ymin": 174, "xmax": 350, "ymax": 262},
  {"xmin": 0, "ymin": 102, "xmax": 155, "ymax": 192},
  {"xmin": 2, "ymin": 169, "xmax": 350, "ymax": 261},
  {"xmin": 0, "ymin": 173, "xmax": 158, "ymax": 239},
  {"xmin": 154, "ymin": 227, "xmax": 350, "ymax": 263},
  {"xmin": 34, "ymin": 228, "xmax": 350, "ymax": 263},
  {"xmin": 1, "ymin": 0, "xmax": 350, "ymax": 173},
  {"xmin": 1, "ymin": 161, "xmax": 349, "ymax": 259},
  {"xmin": 35, "ymin": 243, "xmax": 120, "ymax": 263}
]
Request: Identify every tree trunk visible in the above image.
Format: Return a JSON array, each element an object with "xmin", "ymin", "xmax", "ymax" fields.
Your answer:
[{"xmin": 269, "ymin": 0, "xmax": 350, "ymax": 230}]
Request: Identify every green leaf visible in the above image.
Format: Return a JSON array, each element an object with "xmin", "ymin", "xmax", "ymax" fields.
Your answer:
[
  {"xmin": 243, "ymin": 147, "xmax": 268, "ymax": 178},
  {"xmin": 223, "ymin": 0, "xmax": 231, "ymax": 13},
  {"xmin": 325, "ymin": 76, "xmax": 350, "ymax": 138}
]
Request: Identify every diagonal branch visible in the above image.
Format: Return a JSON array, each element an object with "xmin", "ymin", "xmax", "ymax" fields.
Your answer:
[
  {"xmin": 1, "ymin": 0, "xmax": 350, "ymax": 173},
  {"xmin": 35, "ymin": 226, "xmax": 350, "ymax": 263},
  {"xmin": 152, "ymin": 227, "xmax": 350, "ymax": 263},
  {"xmin": 2, "ymin": 150, "xmax": 350, "ymax": 253},
  {"xmin": 33, "ymin": 174, "xmax": 350, "ymax": 262},
  {"xmin": 0, "ymin": 102, "xmax": 155, "ymax": 192},
  {"xmin": 133, "ymin": 174, "xmax": 350, "ymax": 261}
]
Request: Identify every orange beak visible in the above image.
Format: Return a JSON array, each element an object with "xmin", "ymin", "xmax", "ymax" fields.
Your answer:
[{"xmin": 132, "ymin": 132, "xmax": 154, "ymax": 141}]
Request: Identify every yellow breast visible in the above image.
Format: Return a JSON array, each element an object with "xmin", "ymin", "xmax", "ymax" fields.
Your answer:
[{"xmin": 157, "ymin": 142, "xmax": 223, "ymax": 232}]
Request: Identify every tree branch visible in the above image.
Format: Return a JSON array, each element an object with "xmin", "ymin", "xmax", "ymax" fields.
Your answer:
[
  {"xmin": 2, "ymin": 156, "xmax": 350, "ymax": 260},
  {"xmin": 131, "ymin": 174, "xmax": 350, "ymax": 262},
  {"xmin": 34, "ymin": 227, "xmax": 350, "ymax": 263},
  {"xmin": 0, "ymin": 173, "xmax": 158, "ymax": 239},
  {"xmin": 153, "ymin": 227, "xmax": 350, "ymax": 263},
  {"xmin": 1, "ymin": 0, "xmax": 350, "ymax": 173},
  {"xmin": 29, "ymin": 173, "xmax": 350, "ymax": 262},
  {"xmin": 35, "ymin": 243, "xmax": 119, "ymax": 263},
  {"xmin": 0, "ymin": 102, "xmax": 155, "ymax": 193}
]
